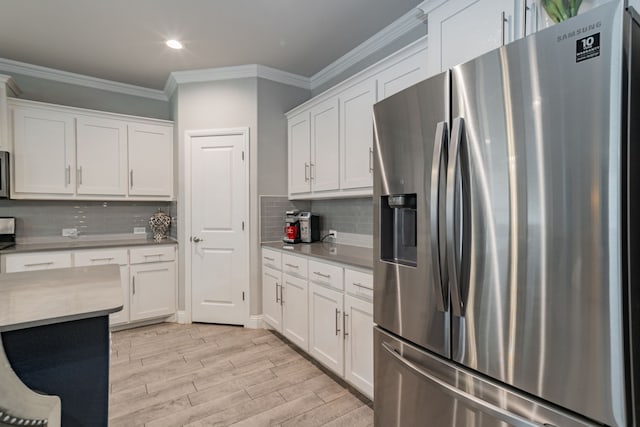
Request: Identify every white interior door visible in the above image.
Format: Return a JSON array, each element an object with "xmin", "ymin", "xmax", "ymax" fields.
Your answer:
[{"xmin": 190, "ymin": 130, "xmax": 248, "ymax": 325}]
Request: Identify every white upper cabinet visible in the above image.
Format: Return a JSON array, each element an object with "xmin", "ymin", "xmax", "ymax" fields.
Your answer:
[
  {"xmin": 427, "ymin": 0, "xmax": 518, "ymax": 76},
  {"xmin": 128, "ymin": 123, "xmax": 173, "ymax": 197},
  {"xmin": 309, "ymin": 98, "xmax": 340, "ymax": 193},
  {"xmin": 9, "ymin": 99, "xmax": 174, "ymax": 201},
  {"xmin": 288, "ymin": 111, "xmax": 312, "ymax": 195},
  {"xmin": 287, "ymin": 37, "xmax": 427, "ymax": 200},
  {"xmin": 340, "ymin": 80, "xmax": 376, "ymax": 190},
  {"xmin": 288, "ymin": 98, "xmax": 340, "ymax": 198},
  {"xmin": 13, "ymin": 105, "xmax": 76, "ymax": 195},
  {"xmin": 376, "ymin": 48, "xmax": 428, "ymax": 100},
  {"xmin": 76, "ymin": 116, "xmax": 127, "ymax": 196}
]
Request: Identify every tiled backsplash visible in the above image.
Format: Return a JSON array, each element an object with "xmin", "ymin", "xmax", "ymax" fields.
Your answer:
[
  {"xmin": 0, "ymin": 200, "xmax": 175, "ymax": 241},
  {"xmin": 310, "ymin": 198, "xmax": 373, "ymax": 236},
  {"xmin": 260, "ymin": 196, "xmax": 310, "ymax": 242},
  {"xmin": 259, "ymin": 196, "xmax": 373, "ymax": 246}
]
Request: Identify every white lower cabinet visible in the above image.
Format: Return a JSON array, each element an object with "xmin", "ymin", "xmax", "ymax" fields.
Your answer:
[
  {"xmin": 262, "ymin": 265, "xmax": 283, "ymax": 331},
  {"xmin": 1, "ymin": 244, "xmax": 177, "ymax": 328},
  {"xmin": 129, "ymin": 246, "xmax": 176, "ymax": 322},
  {"xmin": 3, "ymin": 251, "xmax": 72, "ymax": 272},
  {"xmin": 261, "ymin": 247, "xmax": 374, "ymax": 399},
  {"xmin": 309, "ymin": 283, "xmax": 344, "ymax": 375},
  {"xmin": 344, "ymin": 294, "xmax": 373, "ymax": 398},
  {"xmin": 73, "ymin": 248, "xmax": 129, "ymax": 326},
  {"xmin": 281, "ymin": 273, "xmax": 309, "ymax": 351}
]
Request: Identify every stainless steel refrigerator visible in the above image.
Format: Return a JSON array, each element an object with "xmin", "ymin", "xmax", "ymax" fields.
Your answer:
[{"xmin": 373, "ymin": 1, "xmax": 639, "ymax": 426}]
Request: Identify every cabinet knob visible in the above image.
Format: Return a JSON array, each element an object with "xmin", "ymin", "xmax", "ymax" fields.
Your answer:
[{"xmin": 192, "ymin": 236, "xmax": 204, "ymax": 243}]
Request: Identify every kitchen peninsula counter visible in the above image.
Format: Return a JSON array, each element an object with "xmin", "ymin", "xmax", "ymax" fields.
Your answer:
[
  {"xmin": 262, "ymin": 241, "xmax": 373, "ymax": 270},
  {"xmin": 0, "ymin": 264, "xmax": 121, "ymax": 426},
  {"xmin": 0, "ymin": 264, "xmax": 123, "ymax": 332},
  {"xmin": 0, "ymin": 236, "xmax": 177, "ymax": 255}
]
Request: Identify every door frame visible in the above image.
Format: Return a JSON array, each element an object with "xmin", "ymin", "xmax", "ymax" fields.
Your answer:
[{"xmin": 183, "ymin": 127, "xmax": 250, "ymax": 325}]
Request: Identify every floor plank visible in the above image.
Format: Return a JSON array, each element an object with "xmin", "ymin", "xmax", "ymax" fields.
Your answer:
[{"xmin": 109, "ymin": 322, "xmax": 373, "ymax": 426}]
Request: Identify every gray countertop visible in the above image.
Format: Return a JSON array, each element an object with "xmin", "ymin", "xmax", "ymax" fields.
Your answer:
[
  {"xmin": 262, "ymin": 241, "xmax": 373, "ymax": 270},
  {"xmin": 0, "ymin": 264, "xmax": 123, "ymax": 332},
  {"xmin": 0, "ymin": 237, "xmax": 177, "ymax": 254}
]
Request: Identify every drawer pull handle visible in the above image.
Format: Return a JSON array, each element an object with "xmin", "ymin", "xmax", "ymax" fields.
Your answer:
[
  {"xmin": 264, "ymin": 256, "xmax": 275, "ymax": 262},
  {"xmin": 285, "ymin": 263, "xmax": 299, "ymax": 269},
  {"xmin": 314, "ymin": 271, "xmax": 331, "ymax": 279},
  {"xmin": 91, "ymin": 257, "xmax": 114, "ymax": 262},
  {"xmin": 352, "ymin": 282, "xmax": 373, "ymax": 290},
  {"xmin": 144, "ymin": 254, "xmax": 163, "ymax": 258},
  {"xmin": 24, "ymin": 262, "xmax": 54, "ymax": 267},
  {"xmin": 344, "ymin": 312, "xmax": 349, "ymax": 339}
]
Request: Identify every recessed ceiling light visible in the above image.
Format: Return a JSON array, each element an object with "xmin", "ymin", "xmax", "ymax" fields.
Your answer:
[{"xmin": 166, "ymin": 39, "xmax": 183, "ymax": 50}]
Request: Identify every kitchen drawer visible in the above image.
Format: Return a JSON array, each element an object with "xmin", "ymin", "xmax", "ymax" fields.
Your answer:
[
  {"xmin": 308, "ymin": 259, "xmax": 344, "ymax": 291},
  {"xmin": 262, "ymin": 248, "xmax": 282, "ymax": 270},
  {"xmin": 345, "ymin": 268, "xmax": 373, "ymax": 301},
  {"xmin": 282, "ymin": 253, "xmax": 308, "ymax": 278},
  {"xmin": 74, "ymin": 249, "xmax": 128, "ymax": 266},
  {"xmin": 129, "ymin": 245, "xmax": 175, "ymax": 264},
  {"xmin": 4, "ymin": 251, "xmax": 72, "ymax": 273}
]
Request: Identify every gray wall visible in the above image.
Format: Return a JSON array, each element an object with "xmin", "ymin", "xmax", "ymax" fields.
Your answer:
[
  {"xmin": 0, "ymin": 71, "xmax": 171, "ymax": 120},
  {"xmin": 312, "ymin": 25, "xmax": 427, "ymax": 96},
  {"xmin": 0, "ymin": 200, "xmax": 173, "ymax": 240},
  {"xmin": 257, "ymin": 79, "xmax": 310, "ymax": 195},
  {"xmin": 175, "ymin": 78, "xmax": 258, "ymax": 314}
]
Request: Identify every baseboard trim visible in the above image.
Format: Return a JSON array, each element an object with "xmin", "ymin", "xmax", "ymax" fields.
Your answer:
[
  {"xmin": 245, "ymin": 315, "xmax": 264, "ymax": 329},
  {"xmin": 176, "ymin": 310, "xmax": 189, "ymax": 324}
]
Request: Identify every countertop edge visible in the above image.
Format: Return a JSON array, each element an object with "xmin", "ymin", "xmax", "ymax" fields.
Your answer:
[
  {"xmin": 0, "ymin": 237, "xmax": 178, "ymax": 255},
  {"xmin": 261, "ymin": 241, "xmax": 373, "ymax": 270}
]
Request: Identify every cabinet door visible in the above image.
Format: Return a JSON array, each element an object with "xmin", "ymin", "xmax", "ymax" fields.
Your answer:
[
  {"xmin": 344, "ymin": 295, "xmax": 374, "ymax": 398},
  {"xmin": 376, "ymin": 48, "xmax": 429, "ymax": 100},
  {"xmin": 288, "ymin": 112, "xmax": 311, "ymax": 195},
  {"xmin": 262, "ymin": 266, "xmax": 283, "ymax": 332},
  {"xmin": 282, "ymin": 273, "xmax": 309, "ymax": 352},
  {"xmin": 74, "ymin": 249, "xmax": 129, "ymax": 326},
  {"xmin": 128, "ymin": 123, "xmax": 173, "ymax": 197},
  {"xmin": 309, "ymin": 283, "xmax": 344, "ymax": 376},
  {"xmin": 310, "ymin": 98, "xmax": 340, "ymax": 193},
  {"xmin": 427, "ymin": 0, "xmax": 517, "ymax": 75},
  {"xmin": 76, "ymin": 117, "xmax": 127, "ymax": 196},
  {"xmin": 13, "ymin": 106, "xmax": 75, "ymax": 195},
  {"xmin": 340, "ymin": 80, "xmax": 376, "ymax": 190},
  {"xmin": 4, "ymin": 251, "xmax": 72, "ymax": 273},
  {"xmin": 130, "ymin": 262, "xmax": 176, "ymax": 321}
]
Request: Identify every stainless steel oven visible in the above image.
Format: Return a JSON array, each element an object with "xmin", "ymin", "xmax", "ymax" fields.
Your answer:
[{"xmin": 0, "ymin": 151, "xmax": 9, "ymax": 198}]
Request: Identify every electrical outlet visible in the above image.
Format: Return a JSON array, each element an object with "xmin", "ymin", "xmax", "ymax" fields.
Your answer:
[
  {"xmin": 62, "ymin": 228, "xmax": 78, "ymax": 238},
  {"xmin": 133, "ymin": 227, "xmax": 146, "ymax": 234},
  {"xmin": 329, "ymin": 229, "xmax": 338, "ymax": 241}
]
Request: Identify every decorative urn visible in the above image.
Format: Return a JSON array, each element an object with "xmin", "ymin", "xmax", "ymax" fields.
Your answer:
[{"xmin": 149, "ymin": 209, "xmax": 171, "ymax": 241}]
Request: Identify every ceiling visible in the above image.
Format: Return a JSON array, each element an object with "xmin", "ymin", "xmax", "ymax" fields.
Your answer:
[{"xmin": 0, "ymin": 0, "xmax": 423, "ymax": 91}]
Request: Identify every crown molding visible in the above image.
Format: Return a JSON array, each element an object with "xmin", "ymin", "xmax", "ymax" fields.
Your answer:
[
  {"xmin": 309, "ymin": 4, "xmax": 429, "ymax": 91},
  {"xmin": 0, "ymin": 58, "xmax": 167, "ymax": 101},
  {"xmin": 164, "ymin": 64, "xmax": 311, "ymax": 98},
  {"xmin": 0, "ymin": 74, "xmax": 21, "ymax": 96}
]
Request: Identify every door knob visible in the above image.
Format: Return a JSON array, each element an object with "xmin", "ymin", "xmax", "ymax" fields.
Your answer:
[{"xmin": 192, "ymin": 236, "xmax": 203, "ymax": 242}]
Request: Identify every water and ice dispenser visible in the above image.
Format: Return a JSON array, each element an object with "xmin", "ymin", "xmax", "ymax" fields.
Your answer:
[{"xmin": 380, "ymin": 194, "xmax": 417, "ymax": 267}]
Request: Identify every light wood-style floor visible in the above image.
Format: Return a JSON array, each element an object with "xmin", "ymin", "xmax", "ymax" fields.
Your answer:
[{"xmin": 109, "ymin": 322, "xmax": 373, "ymax": 427}]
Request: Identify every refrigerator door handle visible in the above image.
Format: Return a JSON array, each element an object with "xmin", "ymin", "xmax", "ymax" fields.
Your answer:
[
  {"xmin": 430, "ymin": 121, "xmax": 449, "ymax": 312},
  {"xmin": 446, "ymin": 117, "xmax": 465, "ymax": 317},
  {"xmin": 381, "ymin": 342, "xmax": 544, "ymax": 427}
]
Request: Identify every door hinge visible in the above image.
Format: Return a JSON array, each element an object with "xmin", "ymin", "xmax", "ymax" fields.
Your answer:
[
  {"xmin": 242, "ymin": 291, "xmax": 245, "ymax": 301},
  {"xmin": 242, "ymin": 151, "xmax": 245, "ymax": 160},
  {"xmin": 242, "ymin": 221, "xmax": 245, "ymax": 231}
]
